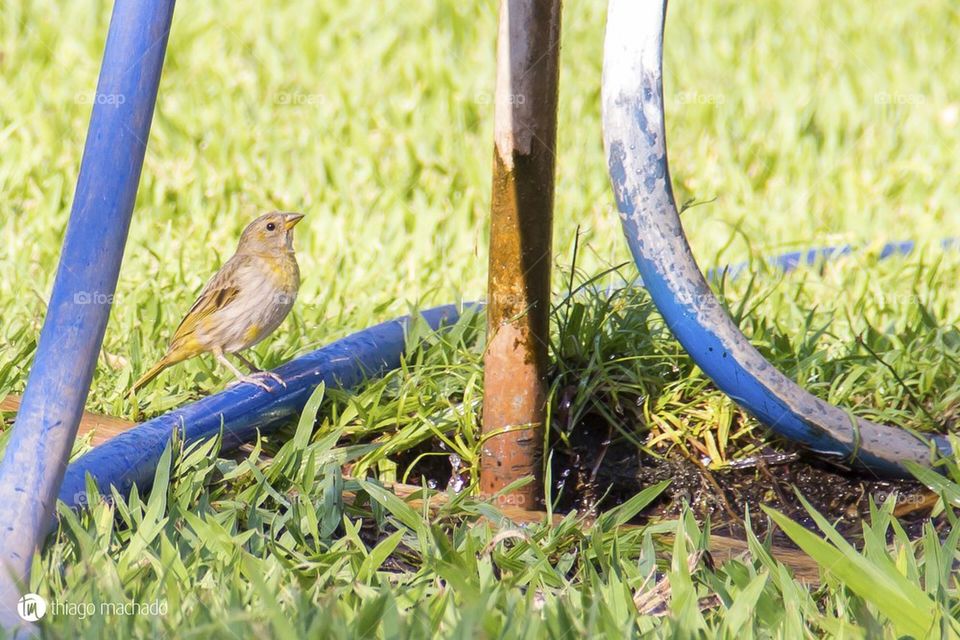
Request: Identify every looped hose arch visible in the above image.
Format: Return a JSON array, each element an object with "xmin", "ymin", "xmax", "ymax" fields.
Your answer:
[{"xmin": 600, "ymin": 0, "xmax": 951, "ymax": 476}]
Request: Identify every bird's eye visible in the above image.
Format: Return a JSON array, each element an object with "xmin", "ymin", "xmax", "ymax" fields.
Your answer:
[{"xmin": 266, "ymin": 222, "xmax": 276, "ymax": 231}]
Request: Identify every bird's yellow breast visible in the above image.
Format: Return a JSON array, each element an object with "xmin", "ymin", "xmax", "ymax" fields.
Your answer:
[
  {"xmin": 262, "ymin": 252, "xmax": 300, "ymax": 291},
  {"xmin": 243, "ymin": 323, "xmax": 263, "ymax": 343}
]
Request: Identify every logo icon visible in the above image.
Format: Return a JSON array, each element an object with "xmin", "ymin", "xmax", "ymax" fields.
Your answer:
[{"xmin": 17, "ymin": 593, "xmax": 47, "ymax": 622}]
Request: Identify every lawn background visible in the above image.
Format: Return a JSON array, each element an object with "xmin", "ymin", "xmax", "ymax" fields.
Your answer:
[{"xmin": 1, "ymin": 0, "xmax": 960, "ymax": 636}]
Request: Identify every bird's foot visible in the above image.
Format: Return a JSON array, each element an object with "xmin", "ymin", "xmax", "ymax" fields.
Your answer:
[
  {"xmin": 230, "ymin": 371, "xmax": 286, "ymax": 392},
  {"xmin": 258, "ymin": 371, "xmax": 287, "ymax": 388}
]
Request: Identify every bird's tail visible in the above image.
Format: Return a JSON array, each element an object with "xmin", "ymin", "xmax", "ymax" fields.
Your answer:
[{"xmin": 131, "ymin": 352, "xmax": 182, "ymax": 394}]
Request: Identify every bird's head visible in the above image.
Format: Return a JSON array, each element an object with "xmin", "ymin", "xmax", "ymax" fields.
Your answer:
[{"xmin": 237, "ymin": 212, "xmax": 305, "ymax": 255}]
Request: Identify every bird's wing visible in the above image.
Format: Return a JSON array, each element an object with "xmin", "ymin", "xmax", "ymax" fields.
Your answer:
[{"xmin": 169, "ymin": 256, "xmax": 245, "ymax": 344}]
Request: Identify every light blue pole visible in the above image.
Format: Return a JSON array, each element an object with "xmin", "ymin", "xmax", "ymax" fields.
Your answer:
[
  {"xmin": 0, "ymin": 0, "xmax": 176, "ymax": 629},
  {"xmin": 601, "ymin": 0, "xmax": 949, "ymax": 475}
]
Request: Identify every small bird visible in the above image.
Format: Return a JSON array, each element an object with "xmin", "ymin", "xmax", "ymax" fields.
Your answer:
[{"xmin": 132, "ymin": 211, "xmax": 304, "ymax": 393}]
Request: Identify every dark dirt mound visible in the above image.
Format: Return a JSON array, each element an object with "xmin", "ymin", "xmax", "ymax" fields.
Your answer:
[{"xmin": 395, "ymin": 425, "xmax": 944, "ymax": 548}]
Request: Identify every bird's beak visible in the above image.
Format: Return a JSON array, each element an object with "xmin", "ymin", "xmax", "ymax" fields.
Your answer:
[{"xmin": 284, "ymin": 213, "xmax": 305, "ymax": 230}]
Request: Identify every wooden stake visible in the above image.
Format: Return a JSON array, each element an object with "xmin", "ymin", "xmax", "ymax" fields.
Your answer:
[{"xmin": 482, "ymin": 0, "xmax": 562, "ymax": 510}]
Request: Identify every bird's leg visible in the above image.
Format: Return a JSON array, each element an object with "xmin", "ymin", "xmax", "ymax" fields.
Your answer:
[
  {"xmin": 233, "ymin": 352, "xmax": 262, "ymax": 373},
  {"xmin": 214, "ymin": 349, "xmax": 276, "ymax": 392},
  {"xmin": 234, "ymin": 352, "xmax": 286, "ymax": 388}
]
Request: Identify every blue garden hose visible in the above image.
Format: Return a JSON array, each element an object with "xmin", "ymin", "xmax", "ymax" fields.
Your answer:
[
  {"xmin": 55, "ymin": 232, "xmax": 953, "ymax": 529},
  {"xmin": 56, "ymin": 305, "xmax": 463, "ymax": 518},
  {"xmin": 601, "ymin": 0, "xmax": 951, "ymax": 477},
  {"xmin": 705, "ymin": 238, "xmax": 957, "ymax": 282}
]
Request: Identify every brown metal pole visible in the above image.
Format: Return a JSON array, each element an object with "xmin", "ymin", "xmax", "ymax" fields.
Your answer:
[{"xmin": 481, "ymin": 0, "xmax": 562, "ymax": 510}]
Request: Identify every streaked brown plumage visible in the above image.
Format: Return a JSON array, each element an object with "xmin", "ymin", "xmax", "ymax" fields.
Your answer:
[{"xmin": 132, "ymin": 212, "xmax": 304, "ymax": 393}]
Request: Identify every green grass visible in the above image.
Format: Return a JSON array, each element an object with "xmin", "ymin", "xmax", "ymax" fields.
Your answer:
[{"xmin": 2, "ymin": 0, "xmax": 960, "ymax": 636}]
